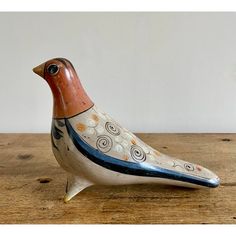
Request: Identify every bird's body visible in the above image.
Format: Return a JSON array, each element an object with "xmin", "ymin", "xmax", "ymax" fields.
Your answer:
[{"xmin": 33, "ymin": 58, "xmax": 220, "ymax": 202}]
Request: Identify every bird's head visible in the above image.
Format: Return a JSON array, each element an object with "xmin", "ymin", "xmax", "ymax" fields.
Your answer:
[
  {"xmin": 33, "ymin": 58, "xmax": 93, "ymax": 119},
  {"xmin": 33, "ymin": 58, "xmax": 77, "ymax": 88}
]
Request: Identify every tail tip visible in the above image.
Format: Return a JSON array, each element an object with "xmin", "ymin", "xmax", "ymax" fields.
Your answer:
[{"xmin": 208, "ymin": 176, "xmax": 220, "ymax": 188}]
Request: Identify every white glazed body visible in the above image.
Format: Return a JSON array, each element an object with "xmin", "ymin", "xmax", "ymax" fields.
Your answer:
[
  {"xmin": 51, "ymin": 105, "xmax": 219, "ymax": 201},
  {"xmin": 33, "ymin": 57, "xmax": 220, "ymax": 202}
]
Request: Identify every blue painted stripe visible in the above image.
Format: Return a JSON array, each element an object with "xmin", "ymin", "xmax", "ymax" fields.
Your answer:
[{"xmin": 65, "ymin": 119, "xmax": 219, "ymax": 188}]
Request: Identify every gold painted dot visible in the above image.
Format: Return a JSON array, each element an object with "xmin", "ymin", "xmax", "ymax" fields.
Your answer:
[
  {"xmin": 91, "ymin": 114, "xmax": 99, "ymax": 123},
  {"xmin": 123, "ymin": 155, "xmax": 129, "ymax": 161},
  {"xmin": 154, "ymin": 150, "xmax": 161, "ymax": 156},
  {"xmin": 76, "ymin": 123, "xmax": 87, "ymax": 132},
  {"xmin": 131, "ymin": 139, "xmax": 136, "ymax": 145}
]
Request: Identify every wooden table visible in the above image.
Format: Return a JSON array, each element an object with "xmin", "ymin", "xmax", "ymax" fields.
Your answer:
[{"xmin": 0, "ymin": 133, "xmax": 235, "ymax": 224}]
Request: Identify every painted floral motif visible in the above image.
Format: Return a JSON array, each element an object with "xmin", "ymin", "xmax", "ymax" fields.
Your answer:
[
  {"xmin": 184, "ymin": 163, "xmax": 195, "ymax": 171},
  {"xmin": 68, "ymin": 105, "xmax": 161, "ymax": 165},
  {"xmin": 105, "ymin": 122, "xmax": 121, "ymax": 136},
  {"xmin": 96, "ymin": 135, "xmax": 113, "ymax": 153},
  {"xmin": 130, "ymin": 145, "xmax": 146, "ymax": 162},
  {"xmin": 52, "ymin": 105, "xmax": 210, "ymax": 177}
]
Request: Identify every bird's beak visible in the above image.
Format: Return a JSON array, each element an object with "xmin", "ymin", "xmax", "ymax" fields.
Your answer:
[{"xmin": 33, "ymin": 62, "xmax": 45, "ymax": 78}]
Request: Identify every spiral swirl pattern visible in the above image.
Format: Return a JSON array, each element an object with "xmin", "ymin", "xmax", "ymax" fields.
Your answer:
[
  {"xmin": 105, "ymin": 122, "xmax": 121, "ymax": 136},
  {"xmin": 184, "ymin": 163, "xmax": 194, "ymax": 171},
  {"xmin": 96, "ymin": 135, "xmax": 113, "ymax": 153},
  {"xmin": 130, "ymin": 145, "xmax": 146, "ymax": 162}
]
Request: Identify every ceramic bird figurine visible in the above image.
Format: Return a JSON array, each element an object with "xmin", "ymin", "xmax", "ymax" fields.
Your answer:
[{"xmin": 33, "ymin": 58, "xmax": 220, "ymax": 202}]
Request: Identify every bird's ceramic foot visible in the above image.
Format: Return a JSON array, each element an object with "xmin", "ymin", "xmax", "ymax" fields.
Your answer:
[{"xmin": 64, "ymin": 174, "xmax": 93, "ymax": 203}]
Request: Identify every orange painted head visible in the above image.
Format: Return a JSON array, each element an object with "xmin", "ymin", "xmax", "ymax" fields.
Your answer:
[{"xmin": 33, "ymin": 58, "xmax": 94, "ymax": 119}]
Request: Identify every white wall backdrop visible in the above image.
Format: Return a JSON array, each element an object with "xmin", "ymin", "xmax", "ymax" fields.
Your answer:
[{"xmin": 0, "ymin": 12, "xmax": 236, "ymax": 133}]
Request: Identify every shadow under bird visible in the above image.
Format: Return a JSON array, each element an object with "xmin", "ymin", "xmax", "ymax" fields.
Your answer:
[{"xmin": 33, "ymin": 58, "xmax": 220, "ymax": 202}]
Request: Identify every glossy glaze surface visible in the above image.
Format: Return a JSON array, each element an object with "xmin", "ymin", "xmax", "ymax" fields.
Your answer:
[
  {"xmin": 33, "ymin": 58, "xmax": 93, "ymax": 118},
  {"xmin": 33, "ymin": 58, "xmax": 220, "ymax": 202}
]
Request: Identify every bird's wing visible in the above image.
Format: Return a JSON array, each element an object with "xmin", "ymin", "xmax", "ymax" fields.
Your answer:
[{"xmin": 62, "ymin": 105, "xmax": 218, "ymax": 187}]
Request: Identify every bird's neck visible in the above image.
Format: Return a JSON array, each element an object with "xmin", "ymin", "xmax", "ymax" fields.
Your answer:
[{"xmin": 49, "ymin": 73, "xmax": 94, "ymax": 119}]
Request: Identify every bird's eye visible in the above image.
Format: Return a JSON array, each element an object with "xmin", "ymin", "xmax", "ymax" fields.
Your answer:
[{"xmin": 47, "ymin": 64, "xmax": 59, "ymax": 75}]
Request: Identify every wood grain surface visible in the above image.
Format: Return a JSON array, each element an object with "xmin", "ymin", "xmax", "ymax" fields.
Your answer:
[{"xmin": 0, "ymin": 133, "xmax": 235, "ymax": 224}]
